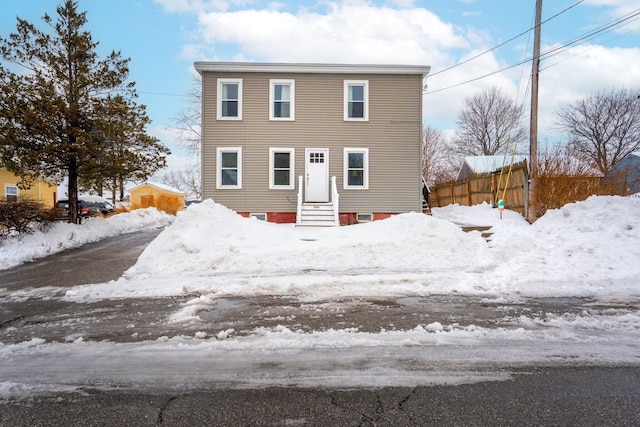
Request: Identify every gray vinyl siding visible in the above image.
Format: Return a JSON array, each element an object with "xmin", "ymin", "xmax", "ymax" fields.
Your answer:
[{"xmin": 201, "ymin": 71, "xmax": 423, "ymax": 214}]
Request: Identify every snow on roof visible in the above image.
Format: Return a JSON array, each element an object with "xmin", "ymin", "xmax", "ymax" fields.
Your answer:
[
  {"xmin": 128, "ymin": 181, "xmax": 184, "ymax": 195},
  {"xmin": 462, "ymin": 155, "xmax": 528, "ymax": 174}
]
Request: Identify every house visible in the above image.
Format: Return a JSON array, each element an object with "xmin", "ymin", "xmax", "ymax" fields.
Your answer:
[
  {"xmin": 0, "ymin": 167, "xmax": 57, "ymax": 208},
  {"xmin": 604, "ymin": 152, "xmax": 640, "ymax": 195},
  {"xmin": 194, "ymin": 62, "xmax": 430, "ymax": 226},
  {"xmin": 457, "ymin": 155, "xmax": 528, "ymax": 181},
  {"xmin": 128, "ymin": 181, "xmax": 185, "ymax": 215}
]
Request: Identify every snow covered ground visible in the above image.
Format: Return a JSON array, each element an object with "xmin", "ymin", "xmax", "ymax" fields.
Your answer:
[{"xmin": 1, "ymin": 196, "xmax": 639, "ymax": 397}]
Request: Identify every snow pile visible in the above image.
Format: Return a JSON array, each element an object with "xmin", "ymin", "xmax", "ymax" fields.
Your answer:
[
  {"xmin": 3, "ymin": 195, "xmax": 640, "ymax": 300},
  {"xmin": 488, "ymin": 196, "xmax": 640, "ymax": 295},
  {"xmin": 124, "ymin": 199, "xmax": 494, "ymax": 279},
  {"xmin": 0, "ymin": 208, "xmax": 173, "ymax": 270}
]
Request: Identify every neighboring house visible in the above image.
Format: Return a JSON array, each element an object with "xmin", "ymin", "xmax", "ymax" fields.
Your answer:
[
  {"xmin": 457, "ymin": 155, "xmax": 528, "ymax": 181},
  {"xmin": 128, "ymin": 181, "xmax": 185, "ymax": 215},
  {"xmin": 0, "ymin": 167, "xmax": 57, "ymax": 208},
  {"xmin": 194, "ymin": 62, "xmax": 431, "ymax": 226},
  {"xmin": 604, "ymin": 152, "xmax": 640, "ymax": 195}
]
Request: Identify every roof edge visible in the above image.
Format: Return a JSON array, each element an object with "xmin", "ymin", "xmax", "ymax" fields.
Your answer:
[{"xmin": 194, "ymin": 61, "xmax": 430, "ymax": 76}]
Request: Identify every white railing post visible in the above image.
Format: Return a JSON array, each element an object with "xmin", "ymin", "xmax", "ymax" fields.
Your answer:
[
  {"xmin": 296, "ymin": 175, "xmax": 303, "ymax": 225},
  {"xmin": 331, "ymin": 176, "xmax": 340, "ymax": 225}
]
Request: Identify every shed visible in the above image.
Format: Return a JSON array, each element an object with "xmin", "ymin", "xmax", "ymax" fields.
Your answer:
[
  {"xmin": 128, "ymin": 181, "xmax": 185, "ymax": 215},
  {"xmin": 458, "ymin": 155, "xmax": 528, "ymax": 180},
  {"xmin": 604, "ymin": 152, "xmax": 640, "ymax": 195}
]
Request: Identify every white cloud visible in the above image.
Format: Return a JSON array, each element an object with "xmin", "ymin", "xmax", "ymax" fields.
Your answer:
[
  {"xmin": 536, "ymin": 43, "xmax": 640, "ymax": 140},
  {"xmin": 148, "ymin": 125, "xmax": 197, "ymax": 172},
  {"xmin": 584, "ymin": 0, "xmax": 640, "ymax": 17},
  {"xmin": 196, "ymin": 4, "xmax": 468, "ymax": 64}
]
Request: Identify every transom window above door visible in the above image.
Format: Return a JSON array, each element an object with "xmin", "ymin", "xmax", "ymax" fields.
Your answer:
[
  {"xmin": 344, "ymin": 80, "xmax": 369, "ymax": 121},
  {"xmin": 270, "ymin": 79, "xmax": 295, "ymax": 120},
  {"xmin": 217, "ymin": 78, "xmax": 243, "ymax": 120}
]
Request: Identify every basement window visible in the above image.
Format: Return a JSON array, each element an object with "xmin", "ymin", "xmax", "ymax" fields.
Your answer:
[
  {"xmin": 356, "ymin": 213, "xmax": 373, "ymax": 223},
  {"xmin": 250, "ymin": 213, "xmax": 267, "ymax": 221}
]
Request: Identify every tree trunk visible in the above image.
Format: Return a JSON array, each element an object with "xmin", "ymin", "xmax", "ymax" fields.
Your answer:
[{"xmin": 68, "ymin": 157, "xmax": 79, "ymax": 224}]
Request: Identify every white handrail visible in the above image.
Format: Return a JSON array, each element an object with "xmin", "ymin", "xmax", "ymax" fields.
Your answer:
[
  {"xmin": 331, "ymin": 176, "xmax": 340, "ymax": 225},
  {"xmin": 296, "ymin": 175, "xmax": 303, "ymax": 225}
]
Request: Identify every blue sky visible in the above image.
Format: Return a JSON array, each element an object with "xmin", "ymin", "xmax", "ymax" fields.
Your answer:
[{"xmin": 2, "ymin": 0, "xmax": 639, "ymax": 170}]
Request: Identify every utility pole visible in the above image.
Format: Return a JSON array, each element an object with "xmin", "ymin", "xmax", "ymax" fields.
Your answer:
[{"xmin": 528, "ymin": 0, "xmax": 542, "ymax": 223}]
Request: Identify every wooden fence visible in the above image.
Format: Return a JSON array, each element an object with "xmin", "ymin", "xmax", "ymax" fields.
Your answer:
[{"xmin": 429, "ymin": 161, "xmax": 529, "ymax": 216}]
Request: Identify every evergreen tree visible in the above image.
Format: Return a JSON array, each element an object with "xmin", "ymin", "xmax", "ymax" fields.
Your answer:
[{"xmin": 0, "ymin": 0, "xmax": 169, "ymax": 222}]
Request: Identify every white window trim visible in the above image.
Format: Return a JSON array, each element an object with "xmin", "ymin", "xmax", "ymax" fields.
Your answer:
[
  {"xmin": 5, "ymin": 184, "xmax": 18, "ymax": 201},
  {"xmin": 216, "ymin": 147, "xmax": 242, "ymax": 189},
  {"xmin": 269, "ymin": 79, "xmax": 295, "ymax": 121},
  {"xmin": 269, "ymin": 147, "xmax": 295, "ymax": 189},
  {"xmin": 344, "ymin": 80, "xmax": 369, "ymax": 121},
  {"xmin": 343, "ymin": 147, "xmax": 369, "ymax": 190},
  {"xmin": 217, "ymin": 78, "xmax": 243, "ymax": 120}
]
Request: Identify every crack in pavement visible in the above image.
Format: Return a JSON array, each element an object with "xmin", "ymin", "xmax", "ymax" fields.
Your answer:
[{"xmin": 155, "ymin": 395, "xmax": 178, "ymax": 426}]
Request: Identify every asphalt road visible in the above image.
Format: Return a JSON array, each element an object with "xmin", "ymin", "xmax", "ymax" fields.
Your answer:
[{"xmin": 1, "ymin": 229, "xmax": 639, "ymax": 426}]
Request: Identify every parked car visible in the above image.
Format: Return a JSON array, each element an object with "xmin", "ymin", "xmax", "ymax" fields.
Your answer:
[
  {"xmin": 95, "ymin": 201, "xmax": 115, "ymax": 215},
  {"xmin": 54, "ymin": 199, "xmax": 101, "ymax": 220}
]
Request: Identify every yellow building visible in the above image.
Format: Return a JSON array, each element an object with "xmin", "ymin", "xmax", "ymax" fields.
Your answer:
[
  {"xmin": 128, "ymin": 181, "xmax": 185, "ymax": 215},
  {"xmin": 1, "ymin": 168, "xmax": 58, "ymax": 208}
]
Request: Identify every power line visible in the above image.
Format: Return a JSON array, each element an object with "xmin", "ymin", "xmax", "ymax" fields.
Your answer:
[
  {"xmin": 426, "ymin": 7, "xmax": 640, "ymax": 95},
  {"xmin": 428, "ymin": 0, "xmax": 585, "ymax": 78},
  {"xmin": 541, "ymin": 21, "xmax": 640, "ymax": 71}
]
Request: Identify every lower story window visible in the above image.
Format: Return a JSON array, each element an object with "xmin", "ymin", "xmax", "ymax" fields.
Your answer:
[
  {"xmin": 344, "ymin": 147, "xmax": 369, "ymax": 189},
  {"xmin": 269, "ymin": 147, "xmax": 295, "ymax": 189},
  {"xmin": 217, "ymin": 147, "xmax": 242, "ymax": 189},
  {"xmin": 5, "ymin": 185, "xmax": 18, "ymax": 202}
]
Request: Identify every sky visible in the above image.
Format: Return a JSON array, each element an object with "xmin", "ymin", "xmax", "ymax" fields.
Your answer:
[
  {"xmin": 1, "ymin": 0, "xmax": 640, "ymax": 173},
  {"xmin": 1, "ymin": 195, "xmax": 639, "ymax": 395}
]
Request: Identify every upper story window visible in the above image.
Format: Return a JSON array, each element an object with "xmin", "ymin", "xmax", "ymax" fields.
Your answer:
[
  {"xmin": 269, "ymin": 147, "xmax": 295, "ymax": 189},
  {"xmin": 217, "ymin": 78, "xmax": 243, "ymax": 120},
  {"xmin": 5, "ymin": 185, "xmax": 18, "ymax": 202},
  {"xmin": 270, "ymin": 79, "xmax": 295, "ymax": 120},
  {"xmin": 344, "ymin": 80, "xmax": 369, "ymax": 121},
  {"xmin": 217, "ymin": 147, "xmax": 242, "ymax": 189},
  {"xmin": 343, "ymin": 147, "xmax": 369, "ymax": 189}
]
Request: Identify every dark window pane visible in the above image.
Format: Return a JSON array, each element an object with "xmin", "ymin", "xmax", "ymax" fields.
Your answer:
[
  {"xmin": 348, "ymin": 170, "xmax": 364, "ymax": 186},
  {"xmin": 349, "ymin": 102, "xmax": 364, "ymax": 118},
  {"xmin": 348, "ymin": 152, "xmax": 364, "ymax": 168},
  {"xmin": 221, "ymin": 169, "xmax": 238, "ymax": 186},
  {"xmin": 222, "ymin": 101, "xmax": 238, "ymax": 117},
  {"xmin": 274, "ymin": 170, "xmax": 290, "ymax": 186},
  {"xmin": 274, "ymin": 152, "xmax": 290, "ymax": 168},
  {"xmin": 274, "ymin": 101, "xmax": 290, "ymax": 118},
  {"xmin": 221, "ymin": 152, "xmax": 237, "ymax": 168}
]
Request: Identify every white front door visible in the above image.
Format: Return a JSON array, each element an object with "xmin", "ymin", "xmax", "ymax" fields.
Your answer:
[{"xmin": 305, "ymin": 148, "xmax": 329, "ymax": 202}]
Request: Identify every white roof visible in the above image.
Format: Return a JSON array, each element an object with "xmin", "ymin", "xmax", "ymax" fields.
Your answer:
[
  {"xmin": 462, "ymin": 155, "xmax": 528, "ymax": 174},
  {"xmin": 128, "ymin": 181, "xmax": 184, "ymax": 195}
]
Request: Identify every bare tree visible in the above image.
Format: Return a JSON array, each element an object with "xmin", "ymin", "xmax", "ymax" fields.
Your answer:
[
  {"xmin": 452, "ymin": 86, "xmax": 526, "ymax": 157},
  {"xmin": 421, "ymin": 125, "xmax": 458, "ymax": 185},
  {"xmin": 174, "ymin": 74, "xmax": 202, "ymax": 155},
  {"xmin": 557, "ymin": 88, "xmax": 640, "ymax": 174},
  {"xmin": 154, "ymin": 161, "xmax": 201, "ymax": 201}
]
